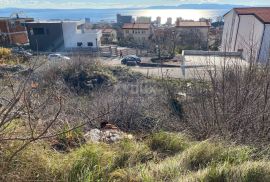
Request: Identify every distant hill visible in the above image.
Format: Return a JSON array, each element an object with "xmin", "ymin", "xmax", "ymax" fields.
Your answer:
[{"xmin": 147, "ymin": 4, "xmax": 247, "ymax": 10}]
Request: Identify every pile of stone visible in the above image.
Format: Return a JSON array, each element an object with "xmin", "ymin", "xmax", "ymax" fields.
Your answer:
[{"xmin": 84, "ymin": 123, "xmax": 133, "ymax": 143}]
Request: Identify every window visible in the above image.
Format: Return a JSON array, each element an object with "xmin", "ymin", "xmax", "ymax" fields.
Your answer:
[
  {"xmin": 77, "ymin": 42, "xmax": 83, "ymax": 47},
  {"xmin": 46, "ymin": 29, "xmax": 50, "ymax": 35},
  {"xmin": 33, "ymin": 28, "xmax": 45, "ymax": 35},
  {"xmin": 87, "ymin": 42, "xmax": 93, "ymax": 47}
]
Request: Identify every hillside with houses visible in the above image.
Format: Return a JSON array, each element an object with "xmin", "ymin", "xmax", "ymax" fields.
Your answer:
[{"xmin": 1, "ymin": 5, "xmax": 270, "ymax": 182}]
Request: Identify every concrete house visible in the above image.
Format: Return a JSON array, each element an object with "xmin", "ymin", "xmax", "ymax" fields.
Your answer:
[
  {"xmin": 122, "ymin": 23, "xmax": 152, "ymax": 46},
  {"xmin": 175, "ymin": 20, "xmax": 211, "ymax": 50},
  {"xmin": 26, "ymin": 21, "xmax": 64, "ymax": 51},
  {"xmin": 26, "ymin": 20, "xmax": 102, "ymax": 52},
  {"xmin": 0, "ymin": 16, "xmax": 33, "ymax": 45},
  {"xmin": 221, "ymin": 7, "xmax": 270, "ymax": 63},
  {"xmin": 62, "ymin": 21, "xmax": 102, "ymax": 49}
]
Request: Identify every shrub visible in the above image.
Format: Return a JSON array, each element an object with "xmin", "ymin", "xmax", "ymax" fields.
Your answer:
[
  {"xmin": 0, "ymin": 47, "xmax": 11, "ymax": 59},
  {"xmin": 148, "ymin": 132, "xmax": 190, "ymax": 155}
]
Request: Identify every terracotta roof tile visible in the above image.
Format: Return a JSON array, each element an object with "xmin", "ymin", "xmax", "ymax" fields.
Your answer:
[{"xmin": 234, "ymin": 7, "xmax": 270, "ymax": 24}]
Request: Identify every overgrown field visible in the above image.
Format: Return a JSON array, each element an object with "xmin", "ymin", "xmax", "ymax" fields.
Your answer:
[
  {"xmin": 2, "ymin": 55, "xmax": 270, "ymax": 181},
  {"xmin": 2, "ymin": 132, "xmax": 270, "ymax": 182}
]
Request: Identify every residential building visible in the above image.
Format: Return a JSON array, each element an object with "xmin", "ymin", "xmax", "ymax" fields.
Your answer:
[
  {"xmin": 156, "ymin": 17, "xmax": 161, "ymax": 26},
  {"xmin": 101, "ymin": 28, "xmax": 117, "ymax": 44},
  {"xmin": 116, "ymin": 14, "xmax": 133, "ymax": 26},
  {"xmin": 175, "ymin": 20, "xmax": 211, "ymax": 50},
  {"xmin": 166, "ymin": 17, "xmax": 172, "ymax": 25},
  {"xmin": 136, "ymin": 16, "xmax": 151, "ymax": 24},
  {"xmin": 62, "ymin": 21, "xmax": 102, "ymax": 49},
  {"xmin": 26, "ymin": 20, "xmax": 102, "ymax": 51},
  {"xmin": 0, "ymin": 16, "xmax": 33, "ymax": 45},
  {"xmin": 26, "ymin": 21, "xmax": 64, "ymax": 51},
  {"xmin": 221, "ymin": 7, "xmax": 270, "ymax": 63},
  {"xmin": 122, "ymin": 23, "xmax": 152, "ymax": 46}
]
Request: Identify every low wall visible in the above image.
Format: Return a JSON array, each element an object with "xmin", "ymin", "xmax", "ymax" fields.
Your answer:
[{"xmin": 182, "ymin": 50, "xmax": 242, "ymax": 57}]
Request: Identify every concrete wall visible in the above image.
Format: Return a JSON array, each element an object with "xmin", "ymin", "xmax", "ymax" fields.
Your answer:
[
  {"xmin": 62, "ymin": 22, "xmax": 102, "ymax": 48},
  {"xmin": 182, "ymin": 50, "xmax": 242, "ymax": 57},
  {"xmin": 235, "ymin": 15, "xmax": 264, "ymax": 61},
  {"xmin": 258, "ymin": 24, "xmax": 270, "ymax": 63},
  {"xmin": 221, "ymin": 10, "xmax": 240, "ymax": 52},
  {"xmin": 26, "ymin": 22, "xmax": 64, "ymax": 52}
]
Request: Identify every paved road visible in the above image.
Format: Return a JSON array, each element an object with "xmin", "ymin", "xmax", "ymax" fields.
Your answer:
[{"xmin": 99, "ymin": 57, "xmax": 218, "ymax": 79}]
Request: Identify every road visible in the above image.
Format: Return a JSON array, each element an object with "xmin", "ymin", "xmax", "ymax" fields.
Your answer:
[{"xmin": 99, "ymin": 56, "xmax": 240, "ymax": 79}]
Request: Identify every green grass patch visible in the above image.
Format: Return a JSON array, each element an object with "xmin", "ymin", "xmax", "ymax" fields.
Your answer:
[{"xmin": 148, "ymin": 131, "xmax": 190, "ymax": 155}]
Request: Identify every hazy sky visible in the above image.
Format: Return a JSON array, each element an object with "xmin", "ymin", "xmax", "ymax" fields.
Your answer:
[{"xmin": 1, "ymin": 0, "xmax": 270, "ymax": 9}]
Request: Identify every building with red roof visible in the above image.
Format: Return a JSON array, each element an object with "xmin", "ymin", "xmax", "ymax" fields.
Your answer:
[{"xmin": 221, "ymin": 7, "xmax": 270, "ymax": 63}]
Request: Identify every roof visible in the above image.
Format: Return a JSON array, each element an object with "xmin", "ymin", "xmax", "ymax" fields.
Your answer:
[
  {"xmin": 224, "ymin": 7, "xmax": 270, "ymax": 24},
  {"xmin": 122, "ymin": 23, "xmax": 151, "ymax": 29},
  {"xmin": 175, "ymin": 21, "xmax": 210, "ymax": 27},
  {"xmin": 102, "ymin": 28, "xmax": 115, "ymax": 33},
  {"xmin": 234, "ymin": 7, "xmax": 270, "ymax": 24}
]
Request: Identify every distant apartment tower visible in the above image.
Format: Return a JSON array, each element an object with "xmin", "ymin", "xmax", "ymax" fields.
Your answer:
[
  {"xmin": 136, "ymin": 16, "xmax": 151, "ymax": 24},
  {"xmin": 156, "ymin": 16, "xmax": 161, "ymax": 25},
  {"xmin": 221, "ymin": 7, "xmax": 270, "ymax": 63},
  {"xmin": 0, "ymin": 16, "xmax": 33, "ymax": 45},
  {"xmin": 117, "ymin": 14, "xmax": 132, "ymax": 26},
  {"xmin": 26, "ymin": 20, "xmax": 102, "ymax": 51},
  {"xmin": 166, "ymin": 17, "xmax": 172, "ymax": 25}
]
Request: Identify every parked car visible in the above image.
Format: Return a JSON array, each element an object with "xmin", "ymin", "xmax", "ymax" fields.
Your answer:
[
  {"xmin": 121, "ymin": 55, "xmax": 141, "ymax": 65},
  {"xmin": 48, "ymin": 54, "xmax": 70, "ymax": 61}
]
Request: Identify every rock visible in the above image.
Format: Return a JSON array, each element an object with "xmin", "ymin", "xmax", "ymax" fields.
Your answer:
[
  {"xmin": 84, "ymin": 129, "xmax": 101, "ymax": 143},
  {"xmin": 84, "ymin": 128, "xmax": 133, "ymax": 144}
]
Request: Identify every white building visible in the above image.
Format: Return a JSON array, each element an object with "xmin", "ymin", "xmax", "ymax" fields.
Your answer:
[
  {"xmin": 221, "ymin": 7, "xmax": 270, "ymax": 63},
  {"xmin": 136, "ymin": 16, "xmax": 151, "ymax": 24},
  {"xmin": 62, "ymin": 21, "xmax": 102, "ymax": 48}
]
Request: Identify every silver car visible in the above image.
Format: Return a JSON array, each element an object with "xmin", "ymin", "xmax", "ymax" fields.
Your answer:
[{"xmin": 48, "ymin": 54, "xmax": 71, "ymax": 61}]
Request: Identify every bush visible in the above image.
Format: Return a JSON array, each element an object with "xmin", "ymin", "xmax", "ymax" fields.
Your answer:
[
  {"xmin": 0, "ymin": 47, "xmax": 11, "ymax": 59},
  {"xmin": 148, "ymin": 132, "xmax": 190, "ymax": 155}
]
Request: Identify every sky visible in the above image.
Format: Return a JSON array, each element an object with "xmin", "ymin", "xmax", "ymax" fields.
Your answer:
[{"xmin": 0, "ymin": 0, "xmax": 270, "ymax": 9}]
